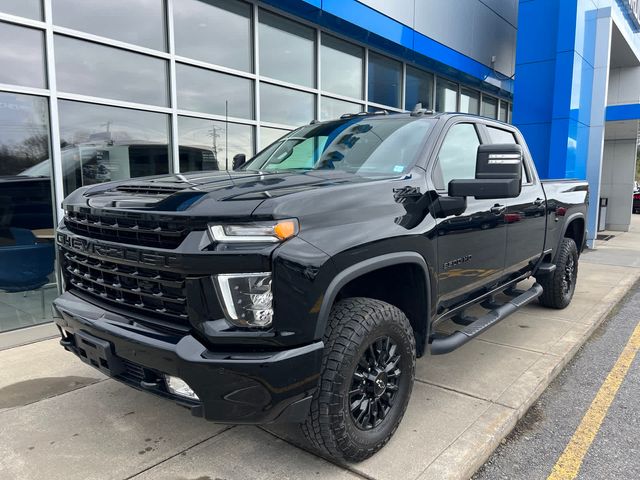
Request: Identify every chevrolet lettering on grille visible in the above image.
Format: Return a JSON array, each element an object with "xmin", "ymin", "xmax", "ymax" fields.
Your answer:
[{"xmin": 57, "ymin": 232, "xmax": 179, "ymax": 268}]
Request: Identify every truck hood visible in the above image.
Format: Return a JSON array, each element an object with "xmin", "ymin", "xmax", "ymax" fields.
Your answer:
[{"xmin": 62, "ymin": 169, "xmax": 378, "ymax": 219}]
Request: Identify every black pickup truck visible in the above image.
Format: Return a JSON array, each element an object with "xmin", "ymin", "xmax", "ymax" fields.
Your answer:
[{"xmin": 53, "ymin": 111, "xmax": 588, "ymax": 461}]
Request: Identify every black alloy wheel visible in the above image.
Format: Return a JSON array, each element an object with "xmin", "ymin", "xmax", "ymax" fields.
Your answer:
[
  {"xmin": 349, "ymin": 336, "xmax": 402, "ymax": 430},
  {"xmin": 302, "ymin": 297, "xmax": 415, "ymax": 462},
  {"xmin": 561, "ymin": 254, "xmax": 576, "ymax": 296}
]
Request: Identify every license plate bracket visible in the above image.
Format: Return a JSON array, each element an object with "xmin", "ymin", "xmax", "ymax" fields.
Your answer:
[{"xmin": 74, "ymin": 330, "xmax": 125, "ymax": 376}]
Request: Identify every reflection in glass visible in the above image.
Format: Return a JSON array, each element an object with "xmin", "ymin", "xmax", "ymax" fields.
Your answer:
[
  {"xmin": 321, "ymin": 34, "xmax": 363, "ymax": 99},
  {"xmin": 52, "ymin": 0, "xmax": 166, "ymax": 51},
  {"xmin": 259, "ymin": 10, "xmax": 315, "ymax": 87},
  {"xmin": 55, "ymin": 36, "xmax": 168, "ymax": 106},
  {"xmin": 58, "ymin": 101, "xmax": 170, "ymax": 195},
  {"xmin": 174, "ymin": 0, "xmax": 252, "ymax": 72},
  {"xmin": 436, "ymin": 78, "xmax": 458, "ymax": 112},
  {"xmin": 0, "ymin": 91, "xmax": 56, "ymax": 332},
  {"xmin": 0, "ymin": 22, "xmax": 46, "ymax": 88},
  {"xmin": 481, "ymin": 95, "xmax": 498, "ymax": 119},
  {"xmin": 435, "ymin": 123, "xmax": 480, "ymax": 189},
  {"xmin": 260, "ymin": 83, "xmax": 314, "ymax": 126},
  {"xmin": 260, "ymin": 127, "xmax": 290, "ymax": 150},
  {"xmin": 405, "ymin": 66, "xmax": 433, "ymax": 111},
  {"xmin": 178, "ymin": 116, "xmax": 253, "ymax": 172},
  {"xmin": 176, "ymin": 63, "xmax": 253, "ymax": 119},
  {"xmin": 246, "ymin": 117, "xmax": 434, "ymax": 176},
  {"xmin": 459, "ymin": 87, "xmax": 480, "ymax": 114},
  {"xmin": 320, "ymin": 97, "xmax": 362, "ymax": 121},
  {"xmin": 499, "ymin": 101, "xmax": 508, "ymax": 122},
  {"xmin": 0, "ymin": 0, "xmax": 42, "ymax": 20},
  {"xmin": 368, "ymin": 52, "xmax": 401, "ymax": 108}
]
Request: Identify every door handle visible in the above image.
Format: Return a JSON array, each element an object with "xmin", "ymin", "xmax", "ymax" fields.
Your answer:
[
  {"xmin": 534, "ymin": 198, "xmax": 545, "ymax": 206},
  {"xmin": 490, "ymin": 204, "xmax": 506, "ymax": 215}
]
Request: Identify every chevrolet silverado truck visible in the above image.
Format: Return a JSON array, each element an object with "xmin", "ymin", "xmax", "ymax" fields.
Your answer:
[{"xmin": 53, "ymin": 110, "xmax": 588, "ymax": 461}]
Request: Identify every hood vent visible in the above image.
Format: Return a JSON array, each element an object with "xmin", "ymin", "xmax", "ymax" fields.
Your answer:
[{"xmin": 115, "ymin": 184, "xmax": 185, "ymax": 196}]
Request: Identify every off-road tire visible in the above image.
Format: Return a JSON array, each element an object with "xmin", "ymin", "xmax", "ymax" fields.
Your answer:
[
  {"xmin": 537, "ymin": 238, "xmax": 578, "ymax": 309},
  {"xmin": 301, "ymin": 297, "xmax": 416, "ymax": 462}
]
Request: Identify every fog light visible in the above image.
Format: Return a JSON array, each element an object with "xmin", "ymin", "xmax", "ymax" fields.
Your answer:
[
  {"xmin": 165, "ymin": 375, "xmax": 199, "ymax": 400},
  {"xmin": 214, "ymin": 273, "xmax": 273, "ymax": 328}
]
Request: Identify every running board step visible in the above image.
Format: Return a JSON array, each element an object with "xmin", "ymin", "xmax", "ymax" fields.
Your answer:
[
  {"xmin": 535, "ymin": 262, "xmax": 556, "ymax": 275},
  {"xmin": 430, "ymin": 283, "xmax": 543, "ymax": 355}
]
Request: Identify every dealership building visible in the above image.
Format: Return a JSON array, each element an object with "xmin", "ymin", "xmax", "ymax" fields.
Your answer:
[{"xmin": 0, "ymin": 0, "xmax": 639, "ymax": 343}]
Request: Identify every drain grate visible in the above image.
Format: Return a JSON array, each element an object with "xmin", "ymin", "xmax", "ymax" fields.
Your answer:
[{"xmin": 596, "ymin": 234, "xmax": 615, "ymax": 241}]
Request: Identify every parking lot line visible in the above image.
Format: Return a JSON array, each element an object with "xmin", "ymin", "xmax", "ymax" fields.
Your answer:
[{"xmin": 547, "ymin": 319, "xmax": 640, "ymax": 480}]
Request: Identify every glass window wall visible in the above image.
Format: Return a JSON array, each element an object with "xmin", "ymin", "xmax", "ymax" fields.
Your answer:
[
  {"xmin": 0, "ymin": 91, "xmax": 55, "ymax": 333},
  {"xmin": 55, "ymin": 35, "xmax": 168, "ymax": 106},
  {"xmin": 0, "ymin": 22, "xmax": 46, "ymax": 89},
  {"xmin": 368, "ymin": 52, "xmax": 401, "ymax": 108},
  {"xmin": 176, "ymin": 63, "xmax": 253, "ymax": 119},
  {"xmin": 58, "ymin": 101, "xmax": 170, "ymax": 195},
  {"xmin": 320, "ymin": 97, "xmax": 363, "ymax": 121},
  {"xmin": 52, "ymin": 0, "xmax": 167, "ymax": 51},
  {"xmin": 178, "ymin": 116, "xmax": 253, "ymax": 172},
  {"xmin": 173, "ymin": 0, "xmax": 252, "ymax": 72},
  {"xmin": 405, "ymin": 66, "xmax": 433, "ymax": 111},
  {"xmin": 499, "ymin": 101, "xmax": 508, "ymax": 122},
  {"xmin": 0, "ymin": 0, "xmax": 42, "ymax": 20},
  {"xmin": 460, "ymin": 87, "xmax": 480, "ymax": 115},
  {"xmin": 259, "ymin": 10, "xmax": 315, "ymax": 87},
  {"xmin": 436, "ymin": 78, "xmax": 458, "ymax": 112},
  {"xmin": 481, "ymin": 95, "xmax": 498, "ymax": 119},
  {"xmin": 260, "ymin": 83, "xmax": 314, "ymax": 126},
  {"xmin": 321, "ymin": 34, "xmax": 363, "ymax": 99}
]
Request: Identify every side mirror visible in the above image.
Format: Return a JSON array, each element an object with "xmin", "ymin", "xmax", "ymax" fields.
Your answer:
[
  {"xmin": 448, "ymin": 144, "xmax": 522, "ymax": 199},
  {"xmin": 232, "ymin": 153, "xmax": 246, "ymax": 170}
]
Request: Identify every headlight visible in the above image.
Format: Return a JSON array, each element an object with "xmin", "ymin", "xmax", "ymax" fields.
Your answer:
[
  {"xmin": 215, "ymin": 273, "xmax": 273, "ymax": 328},
  {"xmin": 208, "ymin": 219, "xmax": 298, "ymax": 243}
]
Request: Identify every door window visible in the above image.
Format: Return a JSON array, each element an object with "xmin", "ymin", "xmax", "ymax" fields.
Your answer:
[
  {"xmin": 486, "ymin": 126, "xmax": 529, "ymax": 184},
  {"xmin": 433, "ymin": 123, "xmax": 480, "ymax": 190}
]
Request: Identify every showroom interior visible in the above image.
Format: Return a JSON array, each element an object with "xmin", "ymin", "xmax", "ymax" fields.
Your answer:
[{"xmin": 0, "ymin": 0, "xmax": 638, "ymax": 345}]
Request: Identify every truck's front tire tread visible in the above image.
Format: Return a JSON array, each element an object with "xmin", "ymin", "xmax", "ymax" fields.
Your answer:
[
  {"xmin": 537, "ymin": 238, "xmax": 578, "ymax": 309},
  {"xmin": 301, "ymin": 297, "xmax": 415, "ymax": 462}
]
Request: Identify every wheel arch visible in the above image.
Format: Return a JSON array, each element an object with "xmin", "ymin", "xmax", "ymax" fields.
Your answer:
[
  {"xmin": 561, "ymin": 214, "xmax": 586, "ymax": 255},
  {"xmin": 315, "ymin": 252, "xmax": 432, "ymax": 356}
]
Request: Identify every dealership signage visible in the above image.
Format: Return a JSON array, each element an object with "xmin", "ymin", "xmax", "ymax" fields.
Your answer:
[{"xmin": 621, "ymin": 0, "xmax": 640, "ymax": 29}]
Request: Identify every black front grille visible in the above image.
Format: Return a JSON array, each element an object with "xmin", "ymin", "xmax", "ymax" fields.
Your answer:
[
  {"xmin": 61, "ymin": 247, "xmax": 189, "ymax": 325},
  {"xmin": 64, "ymin": 211, "xmax": 190, "ymax": 249}
]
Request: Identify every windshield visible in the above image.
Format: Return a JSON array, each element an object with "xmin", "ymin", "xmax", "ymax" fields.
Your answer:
[{"xmin": 244, "ymin": 116, "xmax": 435, "ymax": 176}]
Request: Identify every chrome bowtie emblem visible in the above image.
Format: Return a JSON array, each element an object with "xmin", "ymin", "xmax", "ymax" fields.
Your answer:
[{"xmin": 375, "ymin": 379, "xmax": 385, "ymax": 389}]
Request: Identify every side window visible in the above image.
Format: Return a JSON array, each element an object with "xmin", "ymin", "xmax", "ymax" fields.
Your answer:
[
  {"xmin": 434, "ymin": 123, "xmax": 480, "ymax": 190},
  {"xmin": 486, "ymin": 125, "xmax": 530, "ymax": 184},
  {"xmin": 486, "ymin": 126, "xmax": 516, "ymax": 144}
]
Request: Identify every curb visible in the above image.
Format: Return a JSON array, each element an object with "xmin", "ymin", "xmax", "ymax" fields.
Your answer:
[{"xmin": 417, "ymin": 270, "xmax": 640, "ymax": 480}]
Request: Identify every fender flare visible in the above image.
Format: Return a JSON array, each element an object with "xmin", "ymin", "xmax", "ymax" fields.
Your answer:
[
  {"xmin": 559, "ymin": 212, "xmax": 586, "ymax": 254},
  {"xmin": 314, "ymin": 252, "xmax": 432, "ymax": 341}
]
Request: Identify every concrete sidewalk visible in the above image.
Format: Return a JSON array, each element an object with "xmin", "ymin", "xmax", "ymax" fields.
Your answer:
[{"xmin": 1, "ymin": 219, "xmax": 639, "ymax": 480}]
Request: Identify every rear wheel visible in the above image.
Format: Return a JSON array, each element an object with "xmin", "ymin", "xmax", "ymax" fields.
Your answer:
[
  {"xmin": 537, "ymin": 238, "xmax": 578, "ymax": 309},
  {"xmin": 302, "ymin": 297, "xmax": 415, "ymax": 462}
]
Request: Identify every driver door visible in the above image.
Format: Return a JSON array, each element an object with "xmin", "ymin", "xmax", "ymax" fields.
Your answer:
[{"xmin": 432, "ymin": 122, "xmax": 507, "ymax": 306}]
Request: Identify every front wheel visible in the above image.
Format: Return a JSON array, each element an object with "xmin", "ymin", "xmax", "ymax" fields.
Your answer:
[
  {"xmin": 537, "ymin": 238, "xmax": 578, "ymax": 309},
  {"xmin": 302, "ymin": 297, "xmax": 416, "ymax": 462}
]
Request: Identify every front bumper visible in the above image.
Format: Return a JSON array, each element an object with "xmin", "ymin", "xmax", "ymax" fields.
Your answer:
[{"xmin": 53, "ymin": 291, "xmax": 323, "ymax": 424}]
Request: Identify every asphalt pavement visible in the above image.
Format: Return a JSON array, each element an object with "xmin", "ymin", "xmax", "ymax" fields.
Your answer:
[{"xmin": 474, "ymin": 281, "xmax": 640, "ymax": 480}]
